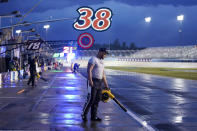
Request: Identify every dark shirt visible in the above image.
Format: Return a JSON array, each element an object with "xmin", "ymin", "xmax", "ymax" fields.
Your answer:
[{"xmin": 29, "ymin": 59, "xmax": 36, "ymax": 73}]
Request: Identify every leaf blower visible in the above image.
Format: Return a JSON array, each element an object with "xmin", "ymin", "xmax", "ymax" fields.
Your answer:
[{"xmin": 102, "ymin": 87, "xmax": 127, "ymax": 112}]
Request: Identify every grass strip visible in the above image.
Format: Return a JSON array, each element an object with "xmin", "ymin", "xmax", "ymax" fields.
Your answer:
[{"xmin": 106, "ymin": 66, "xmax": 197, "ymax": 80}]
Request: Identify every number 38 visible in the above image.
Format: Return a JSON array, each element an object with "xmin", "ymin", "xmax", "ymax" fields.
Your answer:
[{"xmin": 73, "ymin": 7, "xmax": 112, "ymax": 31}]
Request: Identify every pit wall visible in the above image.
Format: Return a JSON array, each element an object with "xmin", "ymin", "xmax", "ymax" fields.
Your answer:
[{"xmin": 0, "ymin": 66, "xmax": 52, "ymax": 85}]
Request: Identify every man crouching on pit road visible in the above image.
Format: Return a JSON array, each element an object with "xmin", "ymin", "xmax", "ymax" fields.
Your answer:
[{"xmin": 81, "ymin": 48, "xmax": 109, "ymax": 121}]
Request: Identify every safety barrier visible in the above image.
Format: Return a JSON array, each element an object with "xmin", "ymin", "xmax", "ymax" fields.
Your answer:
[
  {"xmin": 0, "ymin": 71, "xmax": 21, "ymax": 85},
  {"xmin": 10, "ymin": 71, "xmax": 18, "ymax": 82},
  {"xmin": 0, "ymin": 66, "xmax": 52, "ymax": 85},
  {"xmin": 0, "ymin": 72, "xmax": 9, "ymax": 85}
]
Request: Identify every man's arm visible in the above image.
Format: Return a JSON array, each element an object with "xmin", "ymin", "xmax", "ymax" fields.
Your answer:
[
  {"xmin": 87, "ymin": 63, "xmax": 95, "ymax": 87},
  {"xmin": 103, "ymin": 71, "xmax": 109, "ymax": 89}
]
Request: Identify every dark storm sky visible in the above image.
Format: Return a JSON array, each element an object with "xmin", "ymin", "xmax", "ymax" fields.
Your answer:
[{"xmin": 0, "ymin": 0, "xmax": 197, "ymax": 47}]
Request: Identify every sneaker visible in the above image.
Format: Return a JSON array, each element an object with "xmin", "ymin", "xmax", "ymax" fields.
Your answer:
[
  {"xmin": 91, "ymin": 117, "xmax": 102, "ymax": 121},
  {"xmin": 81, "ymin": 114, "xmax": 87, "ymax": 121}
]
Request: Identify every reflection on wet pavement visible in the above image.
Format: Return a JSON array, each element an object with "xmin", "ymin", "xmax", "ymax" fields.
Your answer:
[
  {"xmin": 0, "ymin": 69, "xmax": 143, "ymax": 130},
  {"xmin": 78, "ymin": 68, "xmax": 197, "ymax": 130},
  {"xmin": 105, "ymin": 69, "xmax": 197, "ymax": 131}
]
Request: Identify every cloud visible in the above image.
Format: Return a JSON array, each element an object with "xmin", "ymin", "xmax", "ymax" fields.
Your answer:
[
  {"xmin": 1, "ymin": 0, "xmax": 197, "ymax": 47},
  {"xmin": 0, "ymin": 0, "xmax": 105, "ymax": 14},
  {"xmin": 116, "ymin": 0, "xmax": 197, "ymax": 7},
  {"xmin": 0, "ymin": 0, "xmax": 196, "ymax": 15}
]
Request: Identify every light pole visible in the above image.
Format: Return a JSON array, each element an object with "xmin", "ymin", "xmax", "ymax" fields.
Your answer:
[
  {"xmin": 177, "ymin": 14, "xmax": 184, "ymax": 44},
  {"xmin": 145, "ymin": 17, "xmax": 151, "ymax": 45},
  {"xmin": 15, "ymin": 28, "xmax": 36, "ymax": 69},
  {"xmin": 15, "ymin": 29, "xmax": 23, "ymax": 69},
  {"xmin": 43, "ymin": 24, "xmax": 50, "ymax": 40}
]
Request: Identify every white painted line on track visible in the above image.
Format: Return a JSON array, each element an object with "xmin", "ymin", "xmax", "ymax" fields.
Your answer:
[
  {"xmin": 0, "ymin": 103, "xmax": 11, "ymax": 111},
  {"xmin": 121, "ymin": 102, "xmax": 155, "ymax": 131},
  {"xmin": 30, "ymin": 74, "xmax": 57, "ymax": 111}
]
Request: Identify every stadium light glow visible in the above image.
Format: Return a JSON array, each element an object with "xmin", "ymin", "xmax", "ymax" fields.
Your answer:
[
  {"xmin": 67, "ymin": 53, "xmax": 75, "ymax": 62},
  {"xmin": 43, "ymin": 24, "xmax": 50, "ymax": 29},
  {"xmin": 16, "ymin": 29, "xmax": 21, "ymax": 34},
  {"xmin": 145, "ymin": 17, "xmax": 151, "ymax": 23},
  {"xmin": 177, "ymin": 15, "xmax": 184, "ymax": 21}
]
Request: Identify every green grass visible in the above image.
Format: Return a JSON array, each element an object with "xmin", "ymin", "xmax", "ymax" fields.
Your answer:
[{"xmin": 106, "ymin": 66, "xmax": 197, "ymax": 80}]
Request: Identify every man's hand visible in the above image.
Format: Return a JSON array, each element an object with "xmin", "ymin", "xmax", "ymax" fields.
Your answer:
[
  {"xmin": 103, "ymin": 86, "xmax": 110, "ymax": 90},
  {"xmin": 89, "ymin": 80, "xmax": 94, "ymax": 87}
]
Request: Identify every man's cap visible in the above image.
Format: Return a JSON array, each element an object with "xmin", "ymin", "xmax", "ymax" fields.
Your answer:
[{"xmin": 99, "ymin": 48, "xmax": 109, "ymax": 54}]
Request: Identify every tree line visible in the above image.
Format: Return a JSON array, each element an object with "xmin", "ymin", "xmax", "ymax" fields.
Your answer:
[{"xmin": 89, "ymin": 39, "xmax": 145, "ymax": 50}]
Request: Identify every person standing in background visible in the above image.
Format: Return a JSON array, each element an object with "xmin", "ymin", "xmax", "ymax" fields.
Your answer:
[{"xmin": 27, "ymin": 58, "xmax": 36, "ymax": 87}]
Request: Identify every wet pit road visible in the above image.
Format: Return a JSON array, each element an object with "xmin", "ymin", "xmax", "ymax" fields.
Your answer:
[
  {"xmin": 79, "ymin": 68, "xmax": 197, "ymax": 131},
  {"xmin": 0, "ymin": 71, "xmax": 87, "ymax": 130},
  {"xmin": 0, "ymin": 69, "xmax": 144, "ymax": 131}
]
